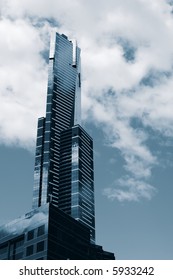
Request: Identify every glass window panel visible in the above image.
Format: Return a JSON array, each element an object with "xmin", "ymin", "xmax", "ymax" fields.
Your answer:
[
  {"xmin": 36, "ymin": 241, "xmax": 44, "ymax": 253},
  {"xmin": 26, "ymin": 245, "xmax": 34, "ymax": 256},
  {"xmin": 37, "ymin": 225, "xmax": 45, "ymax": 237},
  {"xmin": 14, "ymin": 252, "xmax": 23, "ymax": 260},
  {"xmin": 37, "ymin": 129, "xmax": 43, "ymax": 137},
  {"xmin": 0, "ymin": 245, "xmax": 8, "ymax": 255},
  {"xmin": 27, "ymin": 230, "xmax": 34, "ymax": 241},
  {"xmin": 15, "ymin": 238, "xmax": 24, "ymax": 248}
]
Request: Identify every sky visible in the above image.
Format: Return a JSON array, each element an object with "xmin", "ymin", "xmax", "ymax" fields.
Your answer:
[{"xmin": 0, "ymin": 0, "xmax": 173, "ymax": 259}]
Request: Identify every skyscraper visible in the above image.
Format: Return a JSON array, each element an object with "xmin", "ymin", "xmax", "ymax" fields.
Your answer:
[{"xmin": 0, "ymin": 32, "xmax": 115, "ymax": 260}]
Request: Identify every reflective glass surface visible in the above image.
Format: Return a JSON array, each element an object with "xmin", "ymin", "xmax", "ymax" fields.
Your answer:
[
  {"xmin": 59, "ymin": 125, "xmax": 95, "ymax": 243},
  {"xmin": 33, "ymin": 33, "xmax": 81, "ymax": 209}
]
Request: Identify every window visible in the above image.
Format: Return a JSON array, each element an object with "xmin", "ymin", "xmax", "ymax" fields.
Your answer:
[
  {"xmin": 26, "ymin": 245, "xmax": 34, "ymax": 256},
  {"xmin": 72, "ymin": 170, "xmax": 78, "ymax": 181},
  {"xmin": 14, "ymin": 252, "xmax": 23, "ymax": 260},
  {"xmin": 15, "ymin": 238, "xmax": 24, "ymax": 248},
  {"xmin": 37, "ymin": 129, "xmax": 43, "ymax": 137},
  {"xmin": 36, "ymin": 241, "xmax": 44, "ymax": 253},
  {"xmin": 0, "ymin": 245, "xmax": 7, "ymax": 255},
  {"xmin": 78, "ymin": 73, "xmax": 81, "ymax": 87},
  {"xmin": 27, "ymin": 230, "xmax": 34, "ymax": 241},
  {"xmin": 37, "ymin": 225, "xmax": 45, "ymax": 237}
]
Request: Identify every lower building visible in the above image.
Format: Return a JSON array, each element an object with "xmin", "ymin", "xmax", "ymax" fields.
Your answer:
[{"xmin": 0, "ymin": 204, "xmax": 115, "ymax": 260}]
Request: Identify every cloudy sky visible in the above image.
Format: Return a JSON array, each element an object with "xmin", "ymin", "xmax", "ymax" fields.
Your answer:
[{"xmin": 0, "ymin": 0, "xmax": 173, "ymax": 259}]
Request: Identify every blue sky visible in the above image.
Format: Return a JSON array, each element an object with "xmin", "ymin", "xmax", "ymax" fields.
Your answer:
[{"xmin": 0, "ymin": 0, "xmax": 173, "ymax": 259}]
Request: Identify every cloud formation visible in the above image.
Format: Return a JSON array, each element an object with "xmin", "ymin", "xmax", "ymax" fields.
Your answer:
[
  {"xmin": 0, "ymin": 17, "xmax": 48, "ymax": 148},
  {"xmin": 104, "ymin": 177, "xmax": 156, "ymax": 202},
  {"xmin": 1, "ymin": 0, "xmax": 173, "ymax": 201}
]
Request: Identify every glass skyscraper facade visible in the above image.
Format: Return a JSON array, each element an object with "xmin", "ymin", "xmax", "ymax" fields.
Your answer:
[
  {"xmin": 0, "ymin": 32, "xmax": 115, "ymax": 260},
  {"xmin": 32, "ymin": 33, "xmax": 81, "ymax": 209},
  {"xmin": 59, "ymin": 125, "xmax": 95, "ymax": 242},
  {"xmin": 33, "ymin": 32, "xmax": 95, "ymax": 243}
]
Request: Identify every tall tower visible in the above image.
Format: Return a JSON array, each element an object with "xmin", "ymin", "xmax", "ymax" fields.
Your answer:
[
  {"xmin": 0, "ymin": 31, "xmax": 115, "ymax": 260},
  {"xmin": 32, "ymin": 32, "xmax": 95, "ymax": 243}
]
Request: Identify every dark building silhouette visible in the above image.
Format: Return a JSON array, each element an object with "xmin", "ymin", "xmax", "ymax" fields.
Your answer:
[{"xmin": 0, "ymin": 32, "xmax": 115, "ymax": 260}]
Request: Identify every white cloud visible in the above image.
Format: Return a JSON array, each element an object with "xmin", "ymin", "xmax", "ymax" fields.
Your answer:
[
  {"xmin": 0, "ymin": 17, "xmax": 48, "ymax": 148},
  {"xmin": 104, "ymin": 177, "xmax": 156, "ymax": 202},
  {"xmin": 1, "ymin": 0, "xmax": 173, "ymax": 200}
]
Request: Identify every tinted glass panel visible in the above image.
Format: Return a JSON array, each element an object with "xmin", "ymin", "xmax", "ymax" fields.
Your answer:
[
  {"xmin": 37, "ymin": 225, "xmax": 45, "ymax": 236},
  {"xmin": 27, "ymin": 230, "xmax": 34, "ymax": 241},
  {"xmin": 37, "ymin": 241, "xmax": 44, "ymax": 253},
  {"xmin": 26, "ymin": 245, "xmax": 34, "ymax": 256},
  {"xmin": 0, "ymin": 245, "xmax": 8, "ymax": 254}
]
